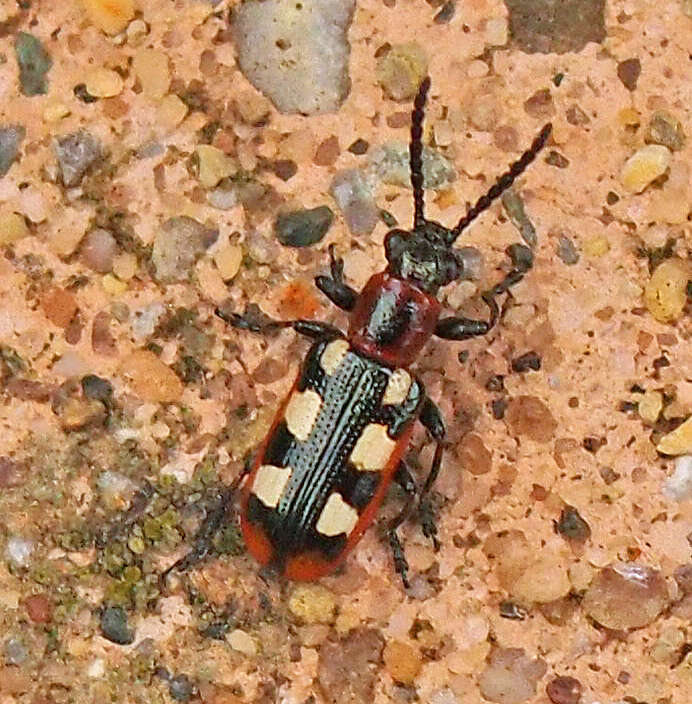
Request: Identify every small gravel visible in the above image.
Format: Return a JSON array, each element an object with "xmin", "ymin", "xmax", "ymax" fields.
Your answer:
[
  {"xmin": 662, "ymin": 454, "xmax": 692, "ymax": 501},
  {"xmin": 100, "ymin": 606, "xmax": 135, "ymax": 645},
  {"xmin": 330, "ymin": 169, "xmax": 379, "ymax": 235},
  {"xmin": 169, "ymin": 674, "xmax": 194, "ymax": 702},
  {"xmin": 5, "ymin": 536, "xmax": 35, "ymax": 568},
  {"xmin": 478, "ymin": 647, "xmax": 547, "ymax": 704},
  {"xmin": 275, "ymin": 206, "xmax": 334, "ymax": 247},
  {"xmin": 617, "ymin": 58, "xmax": 641, "ymax": 91},
  {"xmin": 3, "ymin": 638, "xmax": 28, "ymax": 665},
  {"xmin": 375, "ymin": 42, "xmax": 428, "ymax": 101},
  {"xmin": 646, "ymin": 110, "xmax": 685, "ymax": 151},
  {"xmin": 368, "ymin": 142, "xmax": 456, "ymax": 190},
  {"xmin": 152, "ymin": 216, "xmax": 218, "ymax": 282},
  {"xmin": 546, "ymin": 676, "xmax": 583, "ymax": 704},
  {"xmin": 501, "ymin": 190, "xmax": 537, "ymax": 248},
  {"xmin": 0, "ymin": 126, "xmax": 26, "ymax": 178},
  {"xmin": 55, "ymin": 130, "xmax": 102, "ymax": 187},
  {"xmin": 556, "ymin": 234, "xmax": 579, "ymax": 265},
  {"xmin": 80, "ymin": 228, "xmax": 117, "ymax": 273},
  {"xmin": 582, "ymin": 563, "xmax": 668, "ymax": 629},
  {"xmin": 15, "ymin": 32, "xmax": 52, "ymax": 96}
]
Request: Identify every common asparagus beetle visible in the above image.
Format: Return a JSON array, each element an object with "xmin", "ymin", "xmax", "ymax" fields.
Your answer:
[{"xmin": 165, "ymin": 78, "xmax": 551, "ymax": 587}]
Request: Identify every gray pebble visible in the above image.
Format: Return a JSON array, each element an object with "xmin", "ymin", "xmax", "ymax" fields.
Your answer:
[
  {"xmin": 100, "ymin": 606, "xmax": 135, "ymax": 645},
  {"xmin": 275, "ymin": 206, "xmax": 334, "ymax": 247},
  {"xmin": 169, "ymin": 674, "xmax": 194, "ymax": 702},
  {"xmin": 557, "ymin": 234, "xmax": 579, "ymax": 265},
  {"xmin": 501, "ymin": 189, "xmax": 537, "ymax": 248},
  {"xmin": 152, "ymin": 216, "xmax": 218, "ymax": 283},
  {"xmin": 0, "ymin": 126, "xmax": 26, "ymax": 178},
  {"xmin": 368, "ymin": 142, "xmax": 456, "ymax": 190},
  {"xmin": 330, "ymin": 169, "xmax": 379, "ymax": 235},
  {"xmin": 456, "ymin": 246, "xmax": 484, "ymax": 281},
  {"xmin": 4, "ymin": 637, "xmax": 28, "ymax": 665},
  {"xmin": 55, "ymin": 130, "xmax": 102, "ymax": 187}
]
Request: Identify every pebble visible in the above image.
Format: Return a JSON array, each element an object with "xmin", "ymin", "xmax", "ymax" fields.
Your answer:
[
  {"xmin": 226, "ymin": 629, "xmax": 258, "ymax": 656},
  {"xmin": 152, "ymin": 215, "xmax": 218, "ymax": 283},
  {"xmin": 0, "ymin": 126, "xmax": 25, "ymax": 177},
  {"xmin": 96, "ymin": 471, "xmax": 136, "ymax": 510},
  {"xmin": 505, "ymin": 0, "xmax": 605, "ymax": 54},
  {"xmin": 478, "ymin": 647, "xmax": 547, "ymax": 704},
  {"xmin": 113, "ymin": 252, "xmax": 137, "ymax": 280},
  {"xmin": 42, "ymin": 287, "xmax": 78, "ymax": 328},
  {"xmin": 582, "ymin": 234, "xmax": 610, "ymax": 257},
  {"xmin": 233, "ymin": 0, "xmax": 356, "ymax": 114},
  {"xmin": 555, "ymin": 506, "xmax": 591, "ymax": 543},
  {"xmin": 80, "ymin": 228, "xmax": 117, "ymax": 273},
  {"xmin": 617, "ymin": 58, "xmax": 641, "ymax": 91},
  {"xmin": 275, "ymin": 206, "xmax": 334, "ymax": 247},
  {"xmin": 546, "ymin": 676, "xmax": 583, "ymax": 704},
  {"xmin": 505, "ymin": 396, "xmax": 557, "ymax": 443},
  {"xmin": 621, "ymin": 144, "xmax": 671, "ymax": 193},
  {"xmin": 582, "ymin": 563, "xmax": 668, "ymax": 629},
  {"xmin": 485, "ymin": 17, "xmax": 508, "ymax": 46},
  {"xmin": 375, "ymin": 43, "xmax": 428, "ymax": 101},
  {"xmin": 646, "ymin": 110, "xmax": 685, "ymax": 151},
  {"xmin": 369, "ymin": 142, "xmax": 455, "ymax": 190},
  {"xmin": 43, "ymin": 102, "xmax": 69, "ymax": 124},
  {"xmin": 382, "ymin": 640, "xmax": 422, "ymax": 685},
  {"xmin": 5, "ymin": 536, "xmax": 34, "ymax": 568},
  {"xmin": 330, "ymin": 169, "xmax": 379, "ymax": 235},
  {"xmin": 662, "ymin": 454, "xmax": 692, "ymax": 500},
  {"xmin": 82, "ymin": 0, "xmax": 135, "ymax": 35},
  {"xmin": 0, "ymin": 211, "xmax": 30, "ymax": 245},
  {"xmin": 213, "ymin": 243, "xmax": 243, "ymax": 281},
  {"xmin": 511, "ymin": 555, "xmax": 571, "ymax": 604},
  {"xmin": 100, "ymin": 606, "xmax": 135, "ymax": 645},
  {"xmin": 119, "ymin": 350, "xmax": 184, "ymax": 403},
  {"xmin": 457, "ymin": 247, "xmax": 484, "ymax": 280},
  {"xmin": 556, "ymin": 234, "xmax": 579, "ymax": 265},
  {"xmin": 15, "ymin": 32, "xmax": 52, "ymax": 96},
  {"xmin": 157, "ymin": 94, "xmax": 188, "ymax": 131},
  {"xmin": 25, "ymin": 594, "xmax": 52, "ymax": 623},
  {"xmin": 56, "ymin": 397, "xmax": 106, "ymax": 431},
  {"xmin": 288, "ymin": 584, "xmax": 336, "ymax": 624},
  {"xmin": 168, "ymin": 674, "xmax": 194, "ymax": 702},
  {"xmin": 132, "ymin": 48, "xmax": 170, "ymax": 98},
  {"xmin": 501, "ymin": 190, "xmax": 537, "ymax": 248},
  {"xmin": 196, "ymin": 145, "xmax": 235, "ymax": 188},
  {"xmin": 81, "ymin": 375, "xmax": 114, "ymax": 404},
  {"xmin": 3, "ymin": 638, "xmax": 28, "ymax": 665},
  {"xmin": 644, "ymin": 258, "xmax": 690, "ymax": 323},
  {"xmin": 637, "ymin": 390, "xmax": 663, "ymax": 423},
  {"xmin": 85, "ymin": 68, "xmax": 124, "ymax": 98},
  {"xmin": 55, "ymin": 130, "xmax": 102, "ymax": 187}
]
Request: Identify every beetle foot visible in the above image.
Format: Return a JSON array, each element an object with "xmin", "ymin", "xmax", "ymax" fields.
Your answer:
[{"xmin": 388, "ymin": 529, "xmax": 411, "ymax": 589}]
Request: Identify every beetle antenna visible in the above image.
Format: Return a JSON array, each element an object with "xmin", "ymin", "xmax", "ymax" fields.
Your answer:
[
  {"xmin": 446, "ymin": 122, "xmax": 552, "ymax": 245},
  {"xmin": 410, "ymin": 76, "xmax": 431, "ymax": 229}
]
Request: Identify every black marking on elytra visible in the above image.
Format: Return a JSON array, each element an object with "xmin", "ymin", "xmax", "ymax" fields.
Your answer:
[
  {"xmin": 340, "ymin": 465, "xmax": 381, "ymax": 510},
  {"xmin": 262, "ymin": 421, "xmax": 295, "ymax": 467}
]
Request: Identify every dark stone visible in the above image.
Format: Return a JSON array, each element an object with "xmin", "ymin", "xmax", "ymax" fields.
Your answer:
[
  {"xmin": 81, "ymin": 375, "xmax": 114, "ymax": 403},
  {"xmin": 0, "ymin": 125, "xmax": 25, "ymax": 178},
  {"xmin": 15, "ymin": 32, "xmax": 52, "ymax": 96},
  {"xmin": 169, "ymin": 674, "xmax": 194, "ymax": 702},
  {"xmin": 275, "ymin": 206, "xmax": 334, "ymax": 247},
  {"xmin": 546, "ymin": 676, "xmax": 583, "ymax": 704},
  {"xmin": 100, "ymin": 606, "xmax": 135, "ymax": 645},
  {"xmin": 511, "ymin": 351, "xmax": 541, "ymax": 373},
  {"xmin": 617, "ymin": 58, "xmax": 641, "ymax": 91},
  {"xmin": 491, "ymin": 398, "xmax": 507, "ymax": 419},
  {"xmin": 74, "ymin": 83, "xmax": 98, "ymax": 103},
  {"xmin": 347, "ymin": 138, "xmax": 369, "ymax": 155},
  {"xmin": 271, "ymin": 159, "xmax": 297, "ymax": 181},
  {"xmin": 555, "ymin": 505, "xmax": 591, "ymax": 542},
  {"xmin": 505, "ymin": 0, "xmax": 606, "ymax": 54},
  {"xmin": 545, "ymin": 150, "xmax": 570, "ymax": 168}
]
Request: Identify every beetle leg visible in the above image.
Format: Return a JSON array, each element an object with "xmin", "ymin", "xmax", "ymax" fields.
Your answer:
[
  {"xmin": 159, "ymin": 475, "xmax": 241, "ymax": 589},
  {"xmin": 315, "ymin": 244, "xmax": 359, "ymax": 312},
  {"xmin": 387, "ymin": 461, "xmax": 418, "ymax": 588},
  {"xmin": 435, "ymin": 243, "xmax": 534, "ymax": 339},
  {"xmin": 216, "ymin": 304, "xmax": 344, "ymax": 341},
  {"xmin": 418, "ymin": 398, "xmax": 446, "ymax": 550}
]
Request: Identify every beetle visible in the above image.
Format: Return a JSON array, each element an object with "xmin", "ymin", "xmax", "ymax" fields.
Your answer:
[{"xmin": 165, "ymin": 77, "xmax": 551, "ymax": 587}]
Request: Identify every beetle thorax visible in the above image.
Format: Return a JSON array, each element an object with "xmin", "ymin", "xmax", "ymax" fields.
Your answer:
[{"xmin": 348, "ymin": 272, "xmax": 441, "ymax": 367}]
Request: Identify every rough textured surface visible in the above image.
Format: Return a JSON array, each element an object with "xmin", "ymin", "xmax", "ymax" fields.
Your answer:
[
  {"xmin": 0, "ymin": 1, "xmax": 690, "ymax": 703},
  {"xmin": 232, "ymin": 0, "xmax": 356, "ymax": 114}
]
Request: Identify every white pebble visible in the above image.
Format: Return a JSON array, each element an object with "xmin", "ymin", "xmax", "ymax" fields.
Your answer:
[
  {"xmin": 5, "ymin": 536, "xmax": 35, "ymax": 567},
  {"xmin": 662, "ymin": 455, "xmax": 692, "ymax": 501}
]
